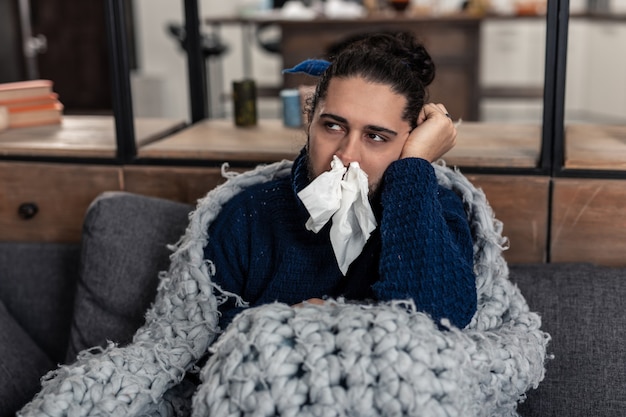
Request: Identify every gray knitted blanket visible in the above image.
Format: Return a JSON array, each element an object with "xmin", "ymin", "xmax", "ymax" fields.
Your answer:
[{"xmin": 19, "ymin": 160, "xmax": 550, "ymax": 417}]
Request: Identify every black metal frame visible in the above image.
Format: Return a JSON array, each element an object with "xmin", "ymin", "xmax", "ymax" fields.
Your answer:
[
  {"xmin": 102, "ymin": 0, "xmax": 208, "ymax": 164},
  {"xmin": 104, "ymin": 0, "xmax": 136, "ymax": 163},
  {"xmin": 542, "ymin": 0, "xmax": 568, "ymax": 177},
  {"xmin": 184, "ymin": 0, "xmax": 208, "ymax": 124},
  {"xmin": 545, "ymin": 0, "xmax": 626, "ymax": 180}
]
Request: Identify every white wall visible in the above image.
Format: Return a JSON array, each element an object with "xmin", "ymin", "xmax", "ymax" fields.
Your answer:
[
  {"xmin": 479, "ymin": 19, "xmax": 546, "ymax": 122},
  {"xmin": 480, "ymin": 15, "xmax": 626, "ymax": 124},
  {"xmin": 132, "ymin": 0, "xmax": 187, "ymax": 119},
  {"xmin": 132, "ymin": 0, "xmax": 282, "ymax": 121}
]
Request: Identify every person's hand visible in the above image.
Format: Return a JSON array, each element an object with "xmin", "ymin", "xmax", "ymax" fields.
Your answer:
[
  {"xmin": 292, "ymin": 298, "xmax": 325, "ymax": 308},
  {"xmin": 400, "ymin": 103, "xmax": 457, "ymax": 162}
]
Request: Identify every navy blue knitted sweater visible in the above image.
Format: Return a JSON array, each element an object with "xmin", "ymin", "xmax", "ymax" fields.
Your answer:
[{"xmin": 204, "ymin": 150, "xmax": 477, "ymax": 329}]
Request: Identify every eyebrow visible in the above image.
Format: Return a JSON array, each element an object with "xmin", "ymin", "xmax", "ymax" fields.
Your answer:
[{"xmin": 320, "ymin": 113, "xmax": 399, "ymax": 137}]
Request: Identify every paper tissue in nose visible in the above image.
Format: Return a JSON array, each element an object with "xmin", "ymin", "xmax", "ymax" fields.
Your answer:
[{"xmin": 297, "ymin": 155, "xmax": 377, "ymax": 274}]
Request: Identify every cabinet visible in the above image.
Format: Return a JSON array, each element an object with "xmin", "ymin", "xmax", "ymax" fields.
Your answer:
[
  {"xmin": 551, "ymin": 123, "xmax": 626, "ymax": 265},
  {"xmin": 551, "ymin": 178, "xmax": 626, "ymax": 265},
  {"xmin": 479, "ymin": 18, "xmax": 546, "ymax": 122},
  {"xmin": 467, "ymin": 175, "xmax": 550, "ymax": 264},
  {"xmin": 480, "ymin": 18, "xmax": 546, "ymax": 88},
  {"xmin": 205, "ymin": 15, "xmax": 482, "ymax": 120},
  {"xmin": 123, "ymin": 166, "xmax": 226, "ymax": 203},
  {"xmin": 277, "ymin": 16, "xmax": 481, "ymax": 121},
  {"xmin": 0, "ymin": 162, "xmax": 122, "ymax": 242},
  {"xmin": 0, "ymin": 116, "xmax": 184, "ymax": 242}
]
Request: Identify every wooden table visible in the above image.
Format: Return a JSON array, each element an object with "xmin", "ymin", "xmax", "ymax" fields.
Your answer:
[
  {"xmin": 0, "ymin": 115, "xmax": 186, "ymax": 242},
  {"xmin": 0, "ymin": 115, "xmax": 186, "ymax": 158},
  {"xmin": 138, "ymin": 118, "xmax": 542, "ymax": 169},
  {"xmin": 447, "ymin": 122, "xmax": 541, "ymax": 168},
  {"xmin": 138, "ymin": 118, "xmax": 306, "ymax": 162}
]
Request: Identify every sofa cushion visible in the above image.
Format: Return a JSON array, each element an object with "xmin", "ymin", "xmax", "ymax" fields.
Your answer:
[
  {"xmin": 511, "ymin": 263, "xmax": 626, "ymax": 417},
  {"xmin": 0, "ymin": 241, "xmax": 80, "ymax": 364},
  {"xmin": 65, "ymin": 192, "xmax": 193, "ymax": 362},
  {"xmin": 0, "ymin": 300, "xmax": 54, "ymax": 417}
]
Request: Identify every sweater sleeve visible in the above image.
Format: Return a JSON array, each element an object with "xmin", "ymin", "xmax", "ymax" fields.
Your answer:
[
  {"xmin": 203, "ymin": 195, "xmax": 251, "ymax": 330},
  {"xmin": 372, "ymin": 158, "xmax": 477, "ymax": 328}
]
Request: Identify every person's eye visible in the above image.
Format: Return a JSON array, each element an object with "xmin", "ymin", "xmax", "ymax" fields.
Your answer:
[
  {"xmin": 325, "ymin": 122, "xmax": 342, "ymax": 131},
  {"xmin": 367, "ymin": 132, "xmax": 386, "ymax": 142}
]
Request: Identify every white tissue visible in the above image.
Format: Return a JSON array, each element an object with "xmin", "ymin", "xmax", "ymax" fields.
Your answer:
[{"xmin": 297, "ymin": 155, "xmax": 377, "ymax": 274}]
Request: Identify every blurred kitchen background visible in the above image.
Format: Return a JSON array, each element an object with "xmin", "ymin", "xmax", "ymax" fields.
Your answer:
[{"xmin": 1, "ymin": 0, "xmax": 625, "ymax": 125}]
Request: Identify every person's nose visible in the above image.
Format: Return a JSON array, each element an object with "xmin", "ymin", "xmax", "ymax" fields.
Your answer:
[{"xmin": 336, "ymin": 132, "xmax": 360, "ymax": 165}]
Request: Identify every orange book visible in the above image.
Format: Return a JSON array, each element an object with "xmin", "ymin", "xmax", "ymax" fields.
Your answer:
[
  {"xmin": 8, "ymin": 101, "xmax": 63, "ymax": 128},
  {"xmin": 0, "ymin": 79, "xmax": 53, "ymax": 102},
  {"xmin": 0, "ymin": 93, "xmax": 60, "ymax": 109}
]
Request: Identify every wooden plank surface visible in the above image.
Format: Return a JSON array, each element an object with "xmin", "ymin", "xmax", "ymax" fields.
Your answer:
[
  {"xmin": 139, "ymin": 119, "xmax": 542, "ymax": 168},
  {"xmin": 123, "ymin": 165, "xmax": 228, "ymax": 204},
  {"xmin": 466, "ymin": 174, "xmax": 550, "ymax": 264},
  {"xmin": 138, "ymin": 119, "xmax": 306, "ymax": 162},
  {"xmin": 565, "ymin": 123, "xmax": 626, "ymax": 170},
  {"xmin": 551, "ymin": 178, "xmax": 626, "ymax": 266},
  {"xmin": 0, "ymin": 115, "xmax": 186, "ymax": 158},
  {"xmin": 447, "ymin": 122, "xmax": 541, "ymax": 168}
]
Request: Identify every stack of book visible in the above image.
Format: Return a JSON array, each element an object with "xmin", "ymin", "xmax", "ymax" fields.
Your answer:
[{"xmin": 0, "ymin": 79, "xmax": 63, "ymax": 130}]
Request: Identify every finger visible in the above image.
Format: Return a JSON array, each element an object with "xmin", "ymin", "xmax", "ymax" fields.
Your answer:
[
  {"xmin": 434, "ymin": 103, "xmax": 447, "ymax": 113},
  {"xmin": 417, "ymin": 105, "xmax": 428, "ymax": 124},
  {"xmin": 434, "ymin": 103, "xmax": 453, "ymax": 119},
  {"xmin": 423, "ymin": 103, "xmax": 448, "ymax": 118}
]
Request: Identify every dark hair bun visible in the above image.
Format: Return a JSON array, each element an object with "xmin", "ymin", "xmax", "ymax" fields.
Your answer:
[
  {"xmin": 326, "ymin": 31, "xmax": 435, "ymax": 86},
  {"xmin": 389, "ymin": 31, "xmax": 435, "ymax": 87},
  {"xmin": 408, "ymin": 44, "xmax": 435, "ymax": 86}
]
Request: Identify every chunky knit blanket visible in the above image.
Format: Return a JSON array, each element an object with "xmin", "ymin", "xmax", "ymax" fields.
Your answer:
[{"xmin": 19, "ymin": 160, "xmax": 550, "ymax": 417}]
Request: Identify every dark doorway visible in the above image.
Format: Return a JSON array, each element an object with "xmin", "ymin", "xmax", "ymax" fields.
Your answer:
[
  {"xmin": 0, "ymin": 0, "xmax": 25, "ymax": 82},
  {"xmin": 29, "ymin": 0, "xmax": 114, "ymax": 114}
]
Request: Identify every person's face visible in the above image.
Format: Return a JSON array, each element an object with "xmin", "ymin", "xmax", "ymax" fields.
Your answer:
[{"xmin": 307, "ymin": 76, "xmax": 412, "ymax": 194}]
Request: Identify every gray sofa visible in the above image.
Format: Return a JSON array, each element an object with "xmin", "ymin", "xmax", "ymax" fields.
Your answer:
[{"xmin": 1, "ymin": 191, "xmax": 625, "ymax": 417}]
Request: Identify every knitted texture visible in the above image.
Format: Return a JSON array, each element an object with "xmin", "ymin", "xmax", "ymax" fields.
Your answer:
[{"xmin": 18, "ymin": 160, "xmax": 549, "ymax": 417}]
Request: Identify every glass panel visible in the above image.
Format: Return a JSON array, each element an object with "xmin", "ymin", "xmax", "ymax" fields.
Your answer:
[
  {"xmin": 132, "ymin": 0, "xmax": 189, "ymax": 122},
  {"xmin": 564, "ymin": 2, "xmax": 626, "ymax": 171},
  {"xmin": 479, "ymin": 16, "xmax": 546, "ymax": 124},
  {"xmin": 566, "ymin": 8, "xmax": 626, "ymax": 124}
]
